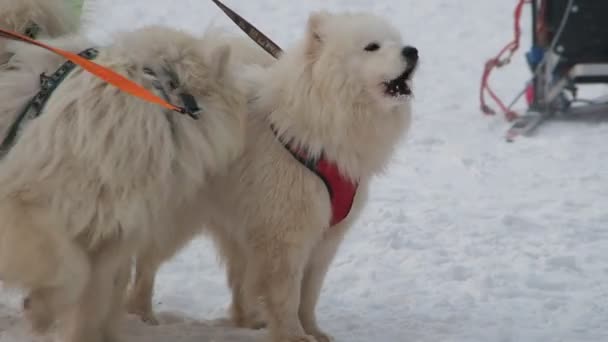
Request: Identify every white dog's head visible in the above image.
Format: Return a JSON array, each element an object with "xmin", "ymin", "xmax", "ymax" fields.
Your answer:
[
  {"xmin": 303, "ymin": 11, "xmax": 418, "ymax": 109},
  {"xmin": 255, "ymin": 11, "xmax": 417, "ymax": 178}
]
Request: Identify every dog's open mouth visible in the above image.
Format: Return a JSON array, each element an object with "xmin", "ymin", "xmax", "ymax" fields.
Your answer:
[{"xmin": 383, "ymin": 65, "xmax": 416, "ymax": 98}]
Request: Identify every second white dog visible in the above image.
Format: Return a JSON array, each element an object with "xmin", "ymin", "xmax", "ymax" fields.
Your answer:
[{"xmin": 130, "ymin": 10, "xmax": 419, "ymax": 342}]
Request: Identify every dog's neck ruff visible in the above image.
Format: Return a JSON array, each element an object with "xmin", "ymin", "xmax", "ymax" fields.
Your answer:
[{"xmin": 271, "ymin": 125, "xmax": 358, "ymax": 227}]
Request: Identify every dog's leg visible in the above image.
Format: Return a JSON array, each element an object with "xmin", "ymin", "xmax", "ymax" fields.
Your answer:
[
  {"xmin": 20, "ymin": 240, "xmax": 90, "ymax": 334},
  {"xmin": 127, "ymin": 247, "xmax": 163, "ymax": 325},
  {"xmin": 213, "ymin": 231, "xmax": 265, "ymax": 329},
  {"xmin": 103, "ymin": 262, "xmax": 132, "ymax": 342},
  {"xmin": 223, "ymin": 236, "xmax": 248, "ymax": 326},
  {"xmin": 0, "ymin": 200, "xmax": 90, "ymax": 334},
  {"xmin": 246, "ymin": 228, "xmax": 318, "ymax": 342},
  {"xmin": 61, "ymin": 239, "xmax": 132, "ymax": 342},
  {"xmin": 128, "ymin": 224, "xmax": 203, "ymax": 325},
  {"xmin": 23, "ymin": 270, "xmax": 88, "ymax": 334},
  {"xmin": 233, "ymin": 263, "xmax": 267, "ymax": 329},
  {"xmin": 299, "ymin": 226, "xmax": 348, "ymax": 342}
]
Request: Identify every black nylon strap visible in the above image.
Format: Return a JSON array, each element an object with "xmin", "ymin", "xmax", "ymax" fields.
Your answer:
[
  {"xmin": 23, "ymin": 21, "xmax": 40, "ymax": 39},
  {"xmin": 0, "ymin": 47, "xmax": 99, "ymax": 158},
  {"xmin": 211, "ymin": 0, "xmax": 282, "ymax": 59}
]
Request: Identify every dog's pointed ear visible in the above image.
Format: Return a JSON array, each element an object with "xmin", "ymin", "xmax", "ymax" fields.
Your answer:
[
  {"xmin": 210, "ymin": 44, "xmax": 231, "ymax": 79},
  {"xmin": 306, "ymin": 11, "xmax": 330, "ymax": 58}
]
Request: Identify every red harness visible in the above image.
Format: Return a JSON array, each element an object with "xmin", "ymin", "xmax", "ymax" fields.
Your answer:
[
  {"xmin": 314, "ymin": 158, "xmax": 359, "ymax": 226},
  {"xmin": 273, "ymin": 127, "xmax": 359, "ymax": 226}
]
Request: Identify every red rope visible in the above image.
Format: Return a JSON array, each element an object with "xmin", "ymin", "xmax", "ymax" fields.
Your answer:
[{"xmin": 479, "ymin": 0, "xmax": 529, "ymax": 122}]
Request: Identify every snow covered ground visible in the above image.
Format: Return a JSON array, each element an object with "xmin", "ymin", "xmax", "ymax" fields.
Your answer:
[{"xmin": 2, "ymin": 0, "xmax": 608, "ymax": 341}]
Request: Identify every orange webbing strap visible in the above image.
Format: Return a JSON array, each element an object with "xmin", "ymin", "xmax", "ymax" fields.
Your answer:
[{"xmin": 0, "ymin": 28, "xmax": 197, "ymax": 118}]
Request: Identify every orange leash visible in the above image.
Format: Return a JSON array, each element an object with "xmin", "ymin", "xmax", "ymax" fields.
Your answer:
[{"xmin": 0, "ymin": 28, "xmax": 199, "ymax": 118}]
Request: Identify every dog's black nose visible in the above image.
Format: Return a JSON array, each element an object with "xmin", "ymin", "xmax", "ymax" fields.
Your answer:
[{"xmin": 402, "ymin": 46, "xmax": 418, "ymax": 61}]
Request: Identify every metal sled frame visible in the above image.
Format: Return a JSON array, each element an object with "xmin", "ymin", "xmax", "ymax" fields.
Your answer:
[{"xmin": 507, "ymin": 0, "xmax": 608, "ymax": 141}]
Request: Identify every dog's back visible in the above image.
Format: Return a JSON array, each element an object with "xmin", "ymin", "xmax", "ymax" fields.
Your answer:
[
  {"xmin": 0, "ymin": 0, "xmax": 78, "ymax": 63},
  {"xmin": 0, "ymin": 34, "xmax": 90, "ymax": 142},
  {"xmin": 0, "ymin": 26, "xmax": 246, "ymax": 243}
]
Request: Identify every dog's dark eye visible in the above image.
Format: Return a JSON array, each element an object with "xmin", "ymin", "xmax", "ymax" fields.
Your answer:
[{"xmin": 364, "ymin": 42, "xmax": 381, "ymax": 52}]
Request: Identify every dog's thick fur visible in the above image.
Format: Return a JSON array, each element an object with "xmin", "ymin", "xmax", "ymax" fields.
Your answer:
[
  {"xmin": 0, "ymin": 0, "xmax": 77, "ymax": 64},
  {"xmin": 0, "ymin": 26, "xmax": 246, "ymax": 342},
  {"xmin": 129, "ymin": 11, "xmax": 417, "ymax": 342}
]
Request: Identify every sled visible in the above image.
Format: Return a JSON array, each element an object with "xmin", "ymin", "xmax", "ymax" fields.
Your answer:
[{"xmin": 481, "ymin": 0, "xmax": 608, "ymax": 141}]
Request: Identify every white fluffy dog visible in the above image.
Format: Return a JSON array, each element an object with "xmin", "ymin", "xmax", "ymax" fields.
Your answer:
[
  {"xmin": 0, "ymin": 0, "xmax": 77, "ymax": 63},
  {"xmin": 0, "ymin": 26, "xmax": 246, "ymax": 342},
  {"xmin": 129, "ymin": 11, "xmax": 418, "ymax": 342}
]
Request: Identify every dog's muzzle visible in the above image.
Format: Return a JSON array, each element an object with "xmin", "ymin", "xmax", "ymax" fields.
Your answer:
[{"xmin": 384, "ymin": 45, "xmax": 418, "ymax": 97}]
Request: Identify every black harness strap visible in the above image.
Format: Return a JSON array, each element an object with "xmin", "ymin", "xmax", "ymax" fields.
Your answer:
[
  {"xmin": 142, "ymin": 67, "xmax": 172, "ymax": 104},
  {"xmin": 270, "ymin": 124, "xmax": 332, "ymax": 197},
  {"xmin": 269, "ymin": 124, "xmax": 359, "ymax": 226},
  {"xmin": 0, "ymin": 47, "xmax": 98, "ymax": 158},
  {"xmin": 142, "ymin": 66, "xmax": 202, "ymax": 117},
  {"xmin": 23, "ymin": 21, "xmax": 40, "ymax": 39},
  {"xmin": 142, "ymin": 66, "xmax": 201, "ymax": 115},
  {"xmin": 142, "ymin": 66, "xmax": 177, "ymax": 135}
]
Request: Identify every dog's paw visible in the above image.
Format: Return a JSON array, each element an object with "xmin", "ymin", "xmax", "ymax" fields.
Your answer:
[
  {"xmin": 303, "ymin": 324, "xmax": 333, "ymax": 342},
  {"xmin": 310, "ymin": 332, "xmax": 334, "ymax": 342},
  {"xmin": 142, "ymin": 313, "xmax": 160, "ymax": 326},
  {"xmin": 23, "ymin": 295, "xmax": 54, "ymax": 333},
  {"xmin": 274, "ymin": 334, "xmax": 318, "ymax": 342},
  {"xmin": 237, "ymin": 315, "xmax": 267, "ymax": 330},
  {"xmin": 126, "ymin": 303, "xmax": 159, "ymax": 325},
  {"xmin": 244, "ymin": 319, "xmax": 267, "ymax": 330},
  {"xmin": 103, "ymin": 329, "xmax": 125, "ymax": 342},
  {"xmin": 309, "ymin": 331, "xmax": 334, "ymax": 342},
  {"xmin": 133, "ymin": 311, "xmax": 160, "ymax": 326},
  {"xmin": 127, "ymin": 309, "xmax": 159, "ymax": 326},
  {"xmin": 231, "ymin": 308, "xmax": 267, "ymax": 330}
]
